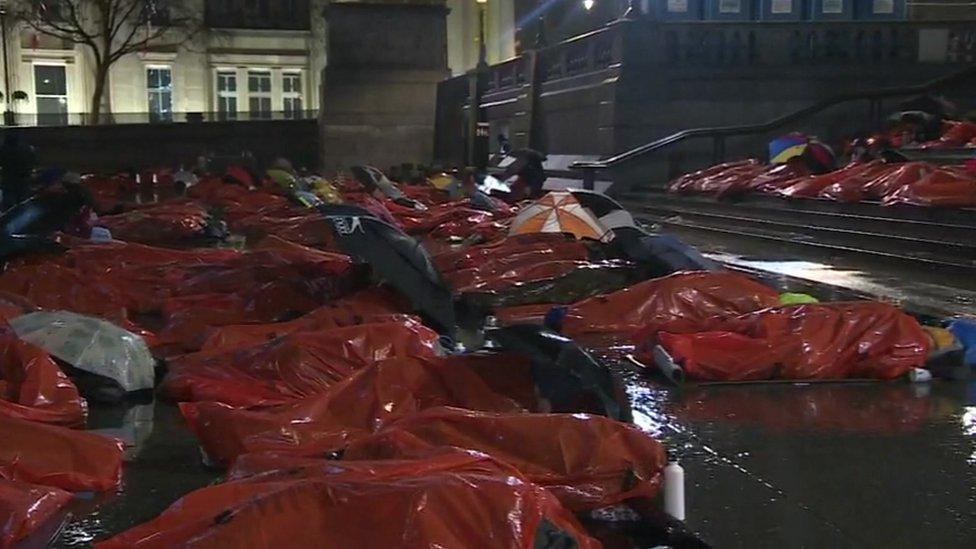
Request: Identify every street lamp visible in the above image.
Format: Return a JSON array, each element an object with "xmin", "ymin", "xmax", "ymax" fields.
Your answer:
[
  {"xmin": 0, "ymin": 0, "xmax": 12, "ymax": 126},
  {"xmin": 583, "ymin": 0, "xmax": 595, "ymax": 11},
  {"xmin": 476, "ymin": 0, "xmax": 488, "ymax": 68}
]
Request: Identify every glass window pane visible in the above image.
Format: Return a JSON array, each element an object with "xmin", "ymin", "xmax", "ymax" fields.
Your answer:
[
  {"xmin": 160, "ymin": 69, "xmax": 172, "ymax": 88},
  {"xmin": 34, "ymin": 65, "xmax": 67, "ymax": 95},
  {"xmin": 148, "ymin": 69, "xmax": 159, "ymax": 88}
]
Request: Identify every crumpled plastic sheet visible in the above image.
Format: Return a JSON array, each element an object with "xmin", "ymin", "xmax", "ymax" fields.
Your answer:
[
  {"xmin": 775, "ymin": 160, "xmax": 891, "ymax": 199},
  {"xmin": 0, "ymin": 328, "xmax": 87, "ymax": 427},
  {"xmin": 646, "ymin": 301, "xmax": 930, "ymax": 381},
  {"xmin": 435, "ymin": 233, "xmax": 589, "ymax": 274},
  {"xmin": 0, "ymin": 415, "xmax": 124, "ymax": 492},
  {"xmin": 96, "ymin": 450, "xmax": 599, "ymax": 549},
  {"xmin": 438, "ymin": 234, "xmax": 593, "ymax": 293},
  {"xmin": 162, "ymin": 318, "xmax": 443, "ymax": 407},
  {"xmin": 181, "ymin": 355, "xmax": 528, "ymax": 466},
  {"xmin": 233, "ymin": 214, "xmax": 338, "ymax": 249},
  {"xmin": 0, "ymin": 478, "xmax": 72, "ymax": 548},
  {"xmin": 821, "ymin": 161, "xmax": 937, "ymax": 203},
  {"xmin": 667, "ymin": 155, "xmax": 976, "ymax": 207},
  {"xmin": 919, "ymin": 120, "xmax": 976, "ymax": 149},
  {"xmin": 393, "ymin": 200, "xmax": 515, "ymax": 239},
  {"xmin": 345, "ymin": 406, "xmax": 667, "ymax": 511},
  {"xmin": 561, "ymin": 271, "xmax": 781, "ymax": 336},
  {"xmin": 198, "ymin": 289, "xmax": 407, "ymax": 352},
  {"xmin": 882, "ymin": 165, "xmax": 976, "ymax": 207},
  {"xmin": 97, "ymin": 201, "xmax": 214, "ymax": 246},
  {"xmin": 463, "ymin": 261, "xmax": 640, "ymax": 310},
  {"xmin": 0, "ymin": 262, "xmax": 130, "ymax": 321}
]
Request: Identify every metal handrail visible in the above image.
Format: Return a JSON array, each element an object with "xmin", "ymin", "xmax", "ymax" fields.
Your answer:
[{"xmin": 570, "ymin": 63, "xmax": 976, "ymax": 185}]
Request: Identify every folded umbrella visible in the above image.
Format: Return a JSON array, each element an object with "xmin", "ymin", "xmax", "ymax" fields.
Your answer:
[
  {"xmin": 489, "ymin": 324, "xmax": 631, "ymax": 422},
  {"xmin": 321, "ymin": 211, "xmax": 456, "ymax": 338}
]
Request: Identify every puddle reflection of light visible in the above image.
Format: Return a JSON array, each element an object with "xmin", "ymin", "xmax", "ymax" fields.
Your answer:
[
  {"xmin": 627, "ymin": 383, "xmax": 684, "ymax": 439},
  {"xmin": 962, "ymin": 407, "xmax": 976, "ymax": 465}
]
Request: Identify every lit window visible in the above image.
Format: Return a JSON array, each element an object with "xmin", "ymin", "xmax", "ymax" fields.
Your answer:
[
  {"xmin": 282, "ymin": 72, "xmax": 303, "ymax": 119},
  {"xmin": 217, "ymin": 70, "xmax": 238, "ymax": 120},
  {"xmin": 147, "ymin": 67, "xmax": 172, "ymax": 122},
  {"xmin": 247, "ymin": 70, "xmax": 272, "ymax": 119}
]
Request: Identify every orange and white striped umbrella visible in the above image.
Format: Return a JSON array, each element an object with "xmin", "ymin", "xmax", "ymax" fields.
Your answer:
[{"xmin": 509, "ymin": 191, "xmax": 609, "ymax": 240}]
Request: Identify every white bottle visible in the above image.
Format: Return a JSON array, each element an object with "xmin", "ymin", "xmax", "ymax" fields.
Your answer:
[{"xmin": 664, "ymin": 459, "xmax": 686, "ymax": 521}]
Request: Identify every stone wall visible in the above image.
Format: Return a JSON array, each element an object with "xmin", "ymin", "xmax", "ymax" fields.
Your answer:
[
  {"xmin": 14, "ymin": 119, "xmax": 319, "ymax": 173},
  {"xmin": 319, "ymin": 1, "xmax": 450, "ymax": 173}
]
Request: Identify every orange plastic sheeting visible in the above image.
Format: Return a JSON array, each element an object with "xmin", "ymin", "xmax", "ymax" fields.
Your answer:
[
  {"xmin": 0, "ymin": 330, "xmax": 87, "ymax": 427},
  {"xmin": 0, "ymin": 415, "xmax": 124, "ymax": 492},
  {"xmin": 181, "ymin": 356, "xmax": 527, "ymax": 466},
  {"xmin": 233, "ymin": 214, "xmax": 337, "ymax": 249},
  {"xmin": 97, "ymin": 454, "xmax": 598, "ymax": 549},
  {"xmin": 776, "ymin": 160, "xmax": 890, "ymax": 199},
  {"xmin": 97, "ymin": 201, "xmax": 211, "ymax": 245},
  {"xmin": 882, "ymin": 166, "xmax": 976, "ymax": 207},
  {"xmin": 199, "ymin": 290, "xmax": 407, "ymax": 352},
  {"xmin": 562, "ymin": 271, "xmax": 781, "ymax": 336},
  {"xmin": 0, "ymin": 479, "xmax": 72, "ymax": 548},
  {"xmin": 395, "ymin": 201, "xmax": 505, "ymax": 236},
  {"xmin": 346, "ymin": 406, "xmax": 666, "ymax": 511},
  {"xmin": 451, "ymin": 260, "xmax": 592, "ymax": 294},
  {"xmin": 0, "ymin": 263, "xmax": 129, "ymax": 321},
  {"xmin": 653, "ymin": 302, "xmax": 930, "ymax": 381},
  {"xmin": 494, "ymin": 303, "xmax": 558, "ymax": 326},
  {"xmin": 226, "ymin": 447, "xmax": 512, "ymax": 483},
  {"xmin": 0, "ymin": 293, "xmax": 32, "ymax": 323},
  {"xmin": 822, "ymin": 161, "xmax": 936, "ymax": 202},
  {"xmin": 434, "ymin": 233, "xmax": 587, "ymax": 274},
  {"xmin": 667, "ymin": 159, "xmax": 763, "ymax": 196},
  {"xmin": 163, "ymin": 318, "xmax": 443, "ymax": 407}
]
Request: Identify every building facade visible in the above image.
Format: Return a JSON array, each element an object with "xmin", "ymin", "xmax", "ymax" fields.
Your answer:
[{"xmin": 0, "ymin": 0, "xmax": 327, "ymax": 125}]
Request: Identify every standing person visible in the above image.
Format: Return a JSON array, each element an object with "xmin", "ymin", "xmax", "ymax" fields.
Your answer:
[
  {"xmin": 499, "ymin": 148, "xmax": 547, "ymax": 201},
  {"xmin": 0, "ymin": 130, "xmax": 37, "ymax": 210},
  {"xmin": 497, "ymin": 133, "xmax": 513, "ymax": 156}
]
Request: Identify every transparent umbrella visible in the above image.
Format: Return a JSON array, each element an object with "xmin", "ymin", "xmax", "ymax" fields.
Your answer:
[{"xmin": 10, "ymin": 311, "xmax": 155, "ymax": 393}]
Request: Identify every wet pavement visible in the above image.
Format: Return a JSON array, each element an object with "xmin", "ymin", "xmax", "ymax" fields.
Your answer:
[
  {"xmin": 45, "ymin": 366, "xmax": 976, "ymax": 548},
  {"xmin": 627, "ymin": 371, "xmax": 976, "ymax": 548}
]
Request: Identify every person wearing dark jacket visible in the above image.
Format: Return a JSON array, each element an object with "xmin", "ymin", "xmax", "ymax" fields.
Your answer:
[
  {"xmin": 0, "ymin": 131, "xmax": 37, "ymax": 210},
  {"xmin": 499, "ymin": 148, "xmax": 547, "ymax": 201}
]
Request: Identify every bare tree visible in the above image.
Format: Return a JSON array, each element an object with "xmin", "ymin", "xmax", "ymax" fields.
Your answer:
[{"xmin": 11, "ymin": 0, "xmax": 203, "ymax": 122}]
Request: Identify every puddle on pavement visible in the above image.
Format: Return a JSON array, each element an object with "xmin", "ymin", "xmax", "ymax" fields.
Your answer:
[{"xmin": 619, "ymin": 365, "xmax": 976, "ymax": 547}]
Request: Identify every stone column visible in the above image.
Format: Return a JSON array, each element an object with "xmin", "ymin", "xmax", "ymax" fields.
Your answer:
[{"xmin": 319, "ymin": 0, "xmax": 450, "ymax": 173}]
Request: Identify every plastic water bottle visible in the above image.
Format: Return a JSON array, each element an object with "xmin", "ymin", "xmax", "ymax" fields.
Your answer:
[{"xmin": 664, "ymin": 458, "xmax": 686, "ymax": 521}]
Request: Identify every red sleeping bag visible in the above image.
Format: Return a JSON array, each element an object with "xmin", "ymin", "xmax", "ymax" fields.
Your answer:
[
  {"xmin": 345, "ymin": 406, "xmax": 667, "ymax": 511},
  {"xmin": 162, "ymin": 318, "xmax": 443, "ymax": 407},
  {"xmin": 181, "ymin": 355, "xmax": 528, "ymax": 466},
  {"xmin": 96, "ymin": 452, "xmax": 598, "ymax": 549},
  {"xmin": 562, "ymin": 271, "xmax": 781, "ymax": 336},
  {"xmin": 0, "ymin": 415, "xmax": 124, "ymax": 492},
  {"xmin": 0, "ymin": 479, "xmax": 72, "ymax": 548},
  {"xmin": 0, "ymin": 330, "xmax": 87, "ymax": 428},
  {"xmin": 650, "ymin": 302, "xmax": 930, "ymax": 381}
]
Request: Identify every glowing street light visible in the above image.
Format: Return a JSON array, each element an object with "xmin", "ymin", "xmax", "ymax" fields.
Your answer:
[{"xmin": 583, "ymin": 0, "xmax": 595, "ymax": 11}]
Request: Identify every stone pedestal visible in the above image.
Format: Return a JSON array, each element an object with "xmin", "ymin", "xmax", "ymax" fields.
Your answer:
[{"xmin": 319, "ymin": 0, "xmax": 450, "ymax": 173}]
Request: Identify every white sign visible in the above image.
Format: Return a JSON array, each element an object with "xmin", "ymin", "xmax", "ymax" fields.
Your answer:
[
  {"xmin": 771, "ymin": 0, "xmax": 793, "ymax": 14},
  {"xmin": 667, "ymin": 0, "xmax": 688, "ymax": 12},
  {"xmin": 873, "ymin": 0, "xmax": 895, "ymax": 14},
  {"xmin": 822, "ymin": 0, "xmax": 844, "ymax": 14},
  {"xmin": 719, "ymin": 0, "xmax": 741, "ymax": 13}
]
